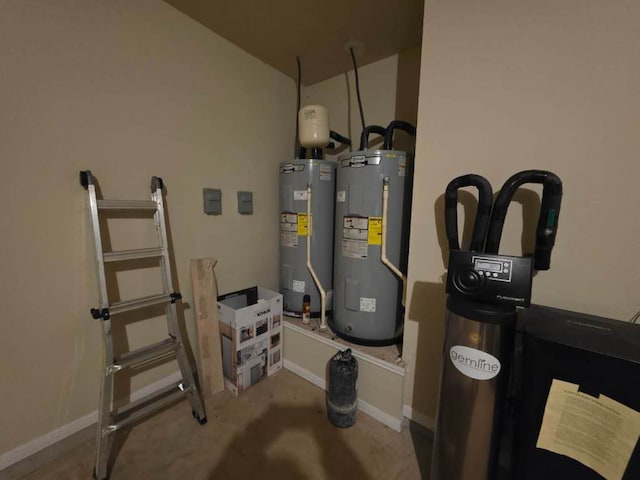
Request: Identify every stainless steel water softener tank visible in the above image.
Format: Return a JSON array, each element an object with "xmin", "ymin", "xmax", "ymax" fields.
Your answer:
[
  {"xmin": 279, "ymin": 159, "xmax": 336, "ymax": 316},
  {"xmin": 330, "ymin": 149, "xmax": 411, "ymax": 345},
  {"xmin": 431, "ymin": 298, "xmax": 517, "ymax": 480}
]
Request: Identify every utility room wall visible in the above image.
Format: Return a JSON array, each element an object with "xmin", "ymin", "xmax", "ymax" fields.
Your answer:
[
  {"xmin": 404, "ymin": 0, "xmax": 640, "ymax": 426},
  {"xmin": 302, "ymin": 50, "xmax": 421, "ymax": 158},
  {"xmin": 0, "ymin": 0, "xmax": 295, "ymax": 458}
]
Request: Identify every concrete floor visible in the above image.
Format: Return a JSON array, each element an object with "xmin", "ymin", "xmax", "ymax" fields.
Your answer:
[{"xmin": 6, "ymin": 370, "xmax": 432, "ymax": 479}]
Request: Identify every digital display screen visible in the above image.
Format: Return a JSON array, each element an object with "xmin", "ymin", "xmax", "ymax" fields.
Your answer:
[{"xmin": 476, "ymin": 261, "xmax": 502, "ymax": 273}]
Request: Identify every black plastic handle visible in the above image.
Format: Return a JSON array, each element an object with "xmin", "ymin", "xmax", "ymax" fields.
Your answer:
[
  {"xmin": 359, "ymin": 125, "xmax": 387, "ymax": 151},
  {"xmin": 151, "ymin": 176, "xmax": 164, "ymax": 192},
  {"xmin": 533, "ymin": 179, "xmax": 563, "ymax": 270},
  {"xmin": 79, "ymin": 170, "xmax": 94, "ymax": 190},
  {"xmin": 383, "ymin": 120, "xmax": 416, "ymax": 149},
  {"xmin": 485, "ymin": 170, "xmax": 562, "ymax": 270},
  {"xmin": 444, "ymin": 174, "xmax": 493, "ymax": 252}
]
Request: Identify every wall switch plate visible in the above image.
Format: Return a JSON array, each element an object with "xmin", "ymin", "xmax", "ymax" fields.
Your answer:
[
  {"xmin": 203, "ymin": 188, "xmax": 222, "ymax": 215},
  {"xmin": 237, "ymin": 191, "xmax": 253, "ymax": 214}
]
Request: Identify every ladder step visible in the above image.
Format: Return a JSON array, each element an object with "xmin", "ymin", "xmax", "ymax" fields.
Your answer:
[
  {"xmin": 115, "ymin": 337, "xmax": 180, "ymax": 370},
  {"xmin": 103, "ymin": 247, "xmax": 165, "ymax": 262},
  {"xmin": 110, "ymin": 293, "xmax": 171, "ymax": 315},
  {"xmin": 106, "ymin": 381, "xmax": 192, "ymax": 435},
  {"xmin": 97, "ymin": 199, "xmax": 157, "ymax": 210}
]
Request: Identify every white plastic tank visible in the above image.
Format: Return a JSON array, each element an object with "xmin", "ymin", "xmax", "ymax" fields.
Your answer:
[{"xmin": 298, "ymin": 105, "xmax": 330, "ymax": 148}]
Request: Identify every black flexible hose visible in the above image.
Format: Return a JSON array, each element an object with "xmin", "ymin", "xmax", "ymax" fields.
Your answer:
[
  {"xmin": 384, "ymin": 120, "xmax": 416, "ymax": 150},
  {"xmin": 349, "ymin": 47, "xmax": 366, "ymax": 132},
  {"xmin": 295, "ymin": 56, "xmax": 306, "ymax": 159},
  {"xmin": 444, "ymin": 174, "xmax": 494, "ymax": 252},
  {"xmin": 359, "ymin": 125, "xmax": 386, "ymax": 151},
  {"xmin": 485, "ymin": 170, "xmax": 563, "ymax": 270},
  {"xmin": 329, "ymin": 130, "xmax": 351, "ymax": 146}
]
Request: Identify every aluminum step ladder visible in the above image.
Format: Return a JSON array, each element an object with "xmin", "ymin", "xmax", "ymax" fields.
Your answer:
[{"xmin": 80, "ymin": 170, "xmax": 206, "ymax": 480}]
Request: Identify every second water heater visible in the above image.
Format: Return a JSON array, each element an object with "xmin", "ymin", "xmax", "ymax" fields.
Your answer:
[{"xmin": 330, "ymin": 122, "xmax": 415, "ymax": 345}]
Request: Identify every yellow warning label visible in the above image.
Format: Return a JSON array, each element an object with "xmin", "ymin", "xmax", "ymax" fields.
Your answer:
[
  {"xmin": 297, "ymin": 213, "xmax": 312, "ymax": 236},
  {"xmin": 368, "ymin": 217, "xmax": 382, "ymax": 245}
]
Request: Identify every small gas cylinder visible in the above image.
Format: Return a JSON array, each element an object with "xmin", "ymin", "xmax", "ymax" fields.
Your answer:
[
  {"xmin": 302, "ymin": 294, "xmax": 311, "ymax": 325},
  {"xmin": 326, "ymin": 348, "xmax": 358, "ymax": 427}
]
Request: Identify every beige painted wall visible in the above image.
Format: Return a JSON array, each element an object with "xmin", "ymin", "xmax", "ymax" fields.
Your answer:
[
  {"xmin": 302, "ymin": 54, "xmax": 400, "ymax": 155},
  {"xmin": 404, "ymin": 0, "xmax": 640, "ymax": 423},
  {"xmin": 0, "ymin": 0, "xmax": 295, "ymax": 456}
]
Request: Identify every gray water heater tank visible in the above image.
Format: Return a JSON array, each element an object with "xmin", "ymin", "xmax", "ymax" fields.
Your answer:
[
  {"xmin": 279, "ymin": 158, "xmax": 336, "ymax": 316},
  {"xmin": 331, "ymin": 149, "xmax": 412, "ymax": 345}
]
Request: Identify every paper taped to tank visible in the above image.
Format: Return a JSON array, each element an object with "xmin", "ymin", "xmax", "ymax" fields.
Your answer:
[{"xmin": 536, "ymin": 379, "xmax": 640, "ymax": 480}]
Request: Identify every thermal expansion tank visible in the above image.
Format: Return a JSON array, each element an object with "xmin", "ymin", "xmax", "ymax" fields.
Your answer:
[
  {"xmin": 279, "ymin": 159, "xmax": 336, "ymax": 316},
  {"xmin": 331, "ymin": 149, "xmax": 411, "ymax": 345}
]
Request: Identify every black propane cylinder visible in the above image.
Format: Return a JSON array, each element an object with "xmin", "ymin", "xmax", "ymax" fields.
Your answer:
[{"xmin": 326, "ymin": 349, "xmax": 358, "ymax": 427}]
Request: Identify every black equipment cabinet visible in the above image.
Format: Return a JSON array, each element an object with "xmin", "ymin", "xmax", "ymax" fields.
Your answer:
[{"xmin": 512, "ymin": 305, "xmax": 640, "ymax": 479}]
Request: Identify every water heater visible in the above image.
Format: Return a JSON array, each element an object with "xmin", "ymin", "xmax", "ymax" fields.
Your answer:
[
  {"xmin": 330, "ymin": 121, "xmax": 415, "ymax": 345},
  {"xmin": 279, "ymin": 158, "xmax": 336, "ymax": 316}
]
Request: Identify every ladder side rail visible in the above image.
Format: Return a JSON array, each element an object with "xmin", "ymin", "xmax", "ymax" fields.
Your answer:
[
  {"xmin": 85, "ymin": 181, "xmax": 115, "ymax": 480},
  {"xmin": 151, "ymin": 184, "xmax": 174, "ymax": 297},
  {"xmin": 151, "ymin": 179, "xmax": 206, "ymax": 422},
  {"xmin": 87, "ymin": 183, "xmax": 110, "ymax": 308}
]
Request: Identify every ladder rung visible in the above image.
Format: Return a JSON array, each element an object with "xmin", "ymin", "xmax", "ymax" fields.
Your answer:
[
  {"xmin": 103, "ymin": 247, "xmax": 164, "ymax": 262},
  {"xmin": 110, "ymin": 293, "xmax": 171, "ymax": 315},
  {"xmin": 115, "ymin": 337, "xmax": 179, "ymax": 370},
  {"xmin": 107, "ymin": 381, "xmax": 192, "ymax": 435},
  {"xmin": 97, "ymin": 199, "xmax": 157, "ymax": 210}
]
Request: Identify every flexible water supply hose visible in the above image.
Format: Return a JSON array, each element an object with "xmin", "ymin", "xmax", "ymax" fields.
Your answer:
[
  {"xmin": 306, "ymin": 184, "xmax": 327, "ymax": 330},
  {"xmin": 381, "ymin": 177, "xmax": 407, "ymax": 306},
  {"xmin": 484, "ymin": 170, "xmax": 562, "ymax": 270}
]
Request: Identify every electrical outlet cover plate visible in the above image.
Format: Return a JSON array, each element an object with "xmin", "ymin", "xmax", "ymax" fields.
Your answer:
[
  {"xmin": 237, "ymin": 191, "xmax": 253, "ymax": 215},
  {"xmin": 203, "ymin": 188, "xmax": 222, "ymax": 215}
]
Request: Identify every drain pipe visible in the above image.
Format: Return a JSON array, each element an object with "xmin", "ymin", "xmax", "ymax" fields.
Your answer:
[
  {"xmin": 381, "ymin": 177, "xmax": 407, "ymax": 306},
  {"xmin": 306, "ymin": 183, "xmax": 327, "ymax": 330}
]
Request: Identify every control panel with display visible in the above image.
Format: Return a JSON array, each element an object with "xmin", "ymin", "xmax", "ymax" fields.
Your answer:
[{"xmin": 446, "ymin": 250, "xmax": 534, "ymax": 306}]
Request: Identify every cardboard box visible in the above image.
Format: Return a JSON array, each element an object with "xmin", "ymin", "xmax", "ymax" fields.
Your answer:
[{"xmin": 217, "ymin": 286, "xmax": 283, "ymax": 395}]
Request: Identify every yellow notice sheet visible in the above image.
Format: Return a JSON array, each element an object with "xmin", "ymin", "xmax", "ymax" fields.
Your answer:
[{"xmin": 536, "ymin": 379, "xmax": 640, "ymax": 480}]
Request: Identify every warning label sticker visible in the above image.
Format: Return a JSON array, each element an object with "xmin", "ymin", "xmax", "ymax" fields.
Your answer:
[
  {"xmin": 398, "ymin": 159, "xmax": 407, "ymax": 177},
  {"xmin": 319, "ymin": 165, "xmax": 332, "ymax": 181},
  {"xmin": 292, "ymin": 280, "xmax": 305, "ymax": 293},
  {"xmin": 280, "ymin": 213, "xmax": 298, "ymax": 247},
  {"xmin": 342, "ymin": 239, "xmax": 368, "ymax": 258},
  {"xmin": 297, "ymin": 213, "xmax": 311, "ymax": 236},
  {"xmin": 293, "ymin": 190, "xmax": 307, "ymax": 201},
  {"xmin": 368, "ymin": 217, "xmax": 382, "ymax": 245},
  {"xmin": 342, "ymin": 216, "xmax": 369, "ymax": 258},
  {"xmin": 344, "ymin": 216, "xmax": 368, "ymax": 230},
  {"xmin": 360, "ymin": 297, "xmax": 376, "ymax": 312},
  {"xmin": 336, "ymin": 190, "xmax": 346, "ymax": 203}
]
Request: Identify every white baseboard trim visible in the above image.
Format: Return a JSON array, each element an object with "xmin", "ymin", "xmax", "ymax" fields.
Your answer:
[
  {"xmin": 402, "ymin": 405, "xmax": 435, "ymax": 431},
  {"xmin": 0, "ymin": 371, "xmax": 183, "ymax": 471},
  {"xmin": 283, "ymin": 359, "xmax": 403, "ymax": 432}
]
